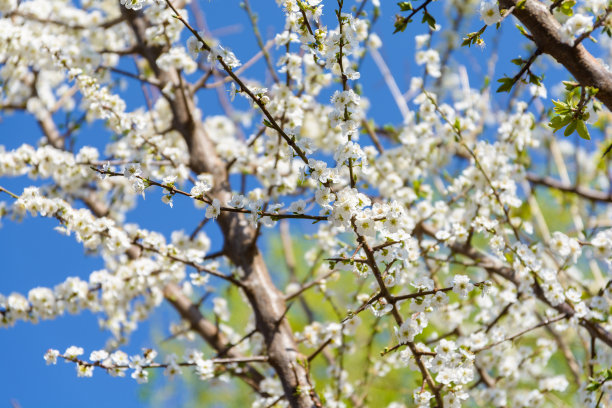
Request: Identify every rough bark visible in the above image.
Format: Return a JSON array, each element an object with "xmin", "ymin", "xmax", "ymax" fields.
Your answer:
[
  {"xmin": 121, "ymin": 7, "xmax": 318, "ymax": 407},
  {"xmin": 500, "ymin": 0, "xmax": 612, "ymax": 111}
]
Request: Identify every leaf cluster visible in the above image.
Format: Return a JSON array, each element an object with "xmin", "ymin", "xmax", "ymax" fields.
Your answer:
[
  {"xmin": 393, "ymin": 1, "xmax": 436, "ymax": 33},
  {"xmin": 496, "ymin": 53, "xmax": 543, "ymax": 93},
  {"xmin": 548, "ymin": 82, "xmax": 599, "ymax": 141}
]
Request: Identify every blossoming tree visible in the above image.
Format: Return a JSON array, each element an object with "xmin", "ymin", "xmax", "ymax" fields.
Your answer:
[{"xmin": 2, "ymin": 0, "xmax": 612, "ymax": 406}]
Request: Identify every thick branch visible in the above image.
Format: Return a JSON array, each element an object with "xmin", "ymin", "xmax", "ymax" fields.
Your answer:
[
  {"xmin": 163, "ymin": 283, "xmax": 266, "ymax": 394},
  {"xmin": 500, "ymin": 0, "xmax": 612, "ymax": 110},
  {"xmin": 121, "ymin": 6, "xmax": 319, "ymax": 407}
]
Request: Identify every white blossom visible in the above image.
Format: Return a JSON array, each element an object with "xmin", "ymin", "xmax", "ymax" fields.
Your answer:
[{"xmin": 480, "ymin": 1, "xmax": 502, "ymax": 25}]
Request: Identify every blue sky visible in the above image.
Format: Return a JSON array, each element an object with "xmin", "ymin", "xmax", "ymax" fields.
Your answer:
[{"xmin": 0, "ymin": 1, "xmax": 578, "ymax": 407}]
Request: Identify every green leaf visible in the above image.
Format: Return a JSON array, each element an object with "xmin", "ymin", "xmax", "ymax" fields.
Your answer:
[
  {"xmin": 421, "ymin": 11, "xmax": 436, "ymax": 30},
  {"xmin": 560, "ymin": 0, "xmax": 575, "ymax": 16},
  {"xmin": 453, "ymin": 118, "xmax": 461, "ymax": 132},
  {"xmin": 397, "ymin": 1, "xmax": 412, "ymax": 11},
  {"xmin": 551, "ymin": 99, "xmax": 571, "ymax": 114},
  {"xmin": 562, "ymin": 81, "xmax": 579, "ymax": 91},
  {"xmin": 263, "ymin": 119, "xmax": 275, "ymax": 129},
  {"xmin": 516, "ymin": 24, "xmax": 530, "ymax": 38},
  {"xmin": 586, "ymin": 381, "xmax": 601, "ymax": 392},
  {"xmin": 548, "ymin": 114, "xmax": 571, "ymax": 131},
  {"xmin": 587, "ymin": 86, "xmax": 599, "ymax": 96},
  {"xmin": 528, "ymin": 73, "xmax": 542, "ymax": 85},
  {"xmin": 593, "ymin": 100, "xmax": 603, "ymax": 113},
  {"xmin": 576, "ymin": 120, "xmax": 590, "ymax": 140},
  {"xmin": 393, "ymin": 15, "xmax": 408, "ymax": 33},
  {"xmin": 496, "ymin": 77, "xmax": 514, "ymax": 93},
  {"xmin": 462, "ymin": 33, "xmax": 479, "ymax": 47},
  {"xmin": 564, "ymin": 120, "xmax": 578, "ymax": 137}
]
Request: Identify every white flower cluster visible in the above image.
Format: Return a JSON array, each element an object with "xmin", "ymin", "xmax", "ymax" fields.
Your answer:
[
  {"xmin": 415, "ymin": 34, "xmax": 442, "ymax": 78},
  {"xmin": 559, "ymin": 14, "xmax": 593, "ymax": 45},
  {"xmin": 206, "ymin": 44, "xmax": 241, "ymax": 70},
  {"xmin": 121, "ymin": 0, "xmax": 148, "ymax": 11},
  {"xmin": 156, "ymin": 47, "xmax": 197, "ymax": 75},
  {"xmin": 0, "ymin": 188, "xmax": 218, "ymax": 341},
  {"xmin": 329, "ymin": 89, "xmax": 362, "ymax": 136},
  {"xmin": 144, "ymin": 3, "xmax": 186, "ymax": 45},
  {"xmin": 480, "ymin": 1, "xmax": 502, "ymax": 26},
  {"xmin": 423, "ymin": 340, "xmax": 473, "ymax": 406},
  {"xmin": 3, "ymin": 0, "xmax": 612, "ymax": 406},
  {"xmin": 44, "ymin": 346, "xmax": 198, "ymax": 383}
]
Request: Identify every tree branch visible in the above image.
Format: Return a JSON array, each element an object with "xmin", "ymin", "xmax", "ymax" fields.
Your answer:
[
  {"xmin": 122, "ymin": 5, "xmax": 320, "ymax": 406},
  {"xmin": 500, "ymin": 0, "xmax": 612, "ymax": 111},
  {"xmin": 527, "ymin": 173, "xmax": 612, "ymax": 203}
]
